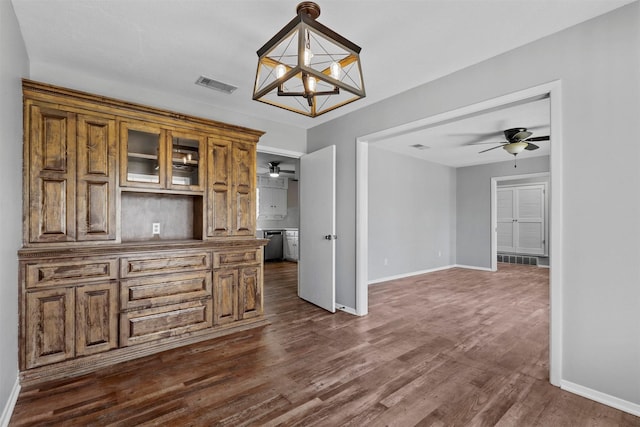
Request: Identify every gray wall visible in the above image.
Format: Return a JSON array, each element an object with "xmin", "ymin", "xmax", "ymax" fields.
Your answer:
[
  {"xmin": 0, "ymin": 0, "xmax": 28, "ymax": 418},
  {"xmin": 457, "ymin": 156, "xmax": 549, "ymax": 268},
  {"xmin": 308, "ymin": 3, "xmax": 640, "ymax": 405},
  {"xmin": 121, "ymin": 193, "xmax": 199, "ymax": 241},
  {"xmin": 368, "ymin": 146, "xmax": 456, "ymax": 282}
]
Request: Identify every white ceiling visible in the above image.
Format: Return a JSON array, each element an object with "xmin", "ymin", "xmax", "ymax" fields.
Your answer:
[
  {"xmin": 373, "ymin": 96, "xmax": 551, "ymax": 168},
  {"xmin": 11, "ymin": 0, "xmax": 633, "ymax": 131}
]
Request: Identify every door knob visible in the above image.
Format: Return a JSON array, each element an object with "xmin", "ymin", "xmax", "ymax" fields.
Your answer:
[{"xmin": 324, "ymin": 234, "xmax": 337, "ymax": 240}]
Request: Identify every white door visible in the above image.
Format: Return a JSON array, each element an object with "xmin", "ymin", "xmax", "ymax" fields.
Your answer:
[
  {"xmin": 298, "ymin": 145, "xmax": 336, "ymax": 312},
  {"xmin": 515, "ymin": 186, "xmax": 545, "ymax": 255},
  {"xmin": 497, "ymin": 184, "xmax": 546, "ymax": 256},
  {"xmin": 497, "ymin": 188, "xmax": 516, "ymax": 252}
]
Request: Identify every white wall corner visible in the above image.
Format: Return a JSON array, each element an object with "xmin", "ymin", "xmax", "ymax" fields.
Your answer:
[
  {"xmin": 561, "ymin": 380, "xmax": 640, "ymax": 417},
  {"xmin": 0, "ymin": 376, "xmax": 20, "ymax": 427},
  {"xmin": 368, "ymin": 265, "xmax": 456, "ymax": 285},
  {"xmin": 454, "ymin": 264, "xmax": 494, "ymax": 272}
]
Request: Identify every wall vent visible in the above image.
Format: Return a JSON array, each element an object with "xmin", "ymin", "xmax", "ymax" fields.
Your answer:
[
  {"xmin": 195, "ymin": 76, "xmax": 237, "ymax": 94},
  {"xmin": 410, "ymin": 144, "xmax": 430, "ymax": 150}
]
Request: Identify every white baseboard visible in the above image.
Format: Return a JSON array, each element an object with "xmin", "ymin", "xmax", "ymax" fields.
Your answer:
[
  {"xmin": 368, "ymin": 265, "xmax": 455, "ymax": 285},
  {"xmin": 0, "ymin": 376, "xmax": 20, "ymax": 427},
  {"xmin": 454, "ymin": 264, "xmax": 494, "ymax": 272},
  {"xmin": 561, "ymin": 380, "xmax": 640, "ymax": 417}
]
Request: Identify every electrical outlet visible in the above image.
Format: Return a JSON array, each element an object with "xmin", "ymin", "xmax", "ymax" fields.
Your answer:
[
  {"xmin": 438, "ymin": 250, "xmax": 442, "ymax": 257},
  {"xmin": 152, "ymin": 223, "xmax": 160, "ymax": 235},
  {"xmin": 384, "ymin": 258, "xmax": 388, "ymax": 266}
]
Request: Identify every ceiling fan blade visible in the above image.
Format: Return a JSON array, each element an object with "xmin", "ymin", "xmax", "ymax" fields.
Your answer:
[
  {"xmin": 525, "ymin": 143, "xmax": 539, "ymax": 151},
  {"xmin": 512, "ymin": 130, "xmax": 532, "ymax": 141},
  {"xmin": 478, "ymin": 144, "xmax": 505, "ymax": 153},
  {"xmin": 469, "ymin": 141, "xmax": 507, "ymax": 145},
  {"xmin": 526, "ymin": 135, "xmax": 550, "ymax": 142}
]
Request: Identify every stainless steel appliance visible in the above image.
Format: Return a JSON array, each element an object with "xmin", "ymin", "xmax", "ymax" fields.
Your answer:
[{"xmin": 263, "ymin": 230, "xmax": 284, "ymax": 261}]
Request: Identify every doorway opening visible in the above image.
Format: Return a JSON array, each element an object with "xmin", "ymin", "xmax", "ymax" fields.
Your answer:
[
  {"xmin": 492, "ymin": 172, "xmax": 550, "ymax": 271},
  {"xmin": 356, "ymin": 81, "xmax": 563, "ymax": 386},
  {"xmin": 256, "ymin": 147, "xmax": 304, "ymax": 298}
]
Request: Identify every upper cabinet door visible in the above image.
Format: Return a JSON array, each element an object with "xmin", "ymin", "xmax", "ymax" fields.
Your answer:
[
  {"xmin": 27, "ymin": 103, "xmax": 77, "ymax": 243},
  {"xmin": 231, "ymin": 141, "xmax": 256, "ymax": 236},
  {"xmin": 120, "ymin": 122, "xmax": 206, "ymax": 194},
  {"xmin": 119, "ymin": 121, "xmax": 165, "ymax": 189},
  {"xmin": 76, "ymin": 114, "xmax": 117, "ymax": 241},
  {"xmin": 166, "ymin": 130, "xmax": 206, "ymax": 192},
  {"xmin": 207, "ymin": 138, "xmax": 232, "ymax": 237}
]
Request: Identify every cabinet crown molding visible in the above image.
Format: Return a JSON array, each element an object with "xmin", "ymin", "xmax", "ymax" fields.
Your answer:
[{"xmin": 22, "ymin": 79, "xmax": 265, "ymax": 141}]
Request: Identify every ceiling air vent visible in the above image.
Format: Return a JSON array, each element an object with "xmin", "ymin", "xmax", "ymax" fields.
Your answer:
[
  {"xmin": 410, "ymin": 144, "xmax": 430, "ymax": 150},
  {"xmin": 195, "ymin": 76, "xmax": 237, "ymax": 94}
]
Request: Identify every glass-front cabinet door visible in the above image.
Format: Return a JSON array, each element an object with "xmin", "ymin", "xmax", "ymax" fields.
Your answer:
[
  {"xmin": 120, "ymin": 121, "xmax": 164, "ymax": 189},
  {"xmin": 120, "ymin": 122, "xmax": 205, "ymax": 193},
  {"xmin": 167, "ymin": 130, "xmax": 205, "ymax": 192}
]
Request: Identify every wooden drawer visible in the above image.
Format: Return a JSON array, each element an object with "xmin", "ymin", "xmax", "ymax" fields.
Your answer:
[
  {"xmin": 120, "ymin": 251, "xmax": 211, "ymax": 278},
  {"xmin": 213, "ymin": 249, "xmax": 261, "ymax": 268},
  {"xmin": 121, "ymin": 271, "xmax": 212, "ymax": 311},
  {"xmin": 120, "ymin": 299, "xmax": 213, "ymax": 347},
  {"xmin": 25, "ymin": 258, "xmax": 118, "ymax": 289}
]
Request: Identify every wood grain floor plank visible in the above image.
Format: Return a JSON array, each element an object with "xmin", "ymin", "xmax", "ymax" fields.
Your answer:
[{"xmin": 10, "ymin": 262, "xmax": 640, "ymax": 426}]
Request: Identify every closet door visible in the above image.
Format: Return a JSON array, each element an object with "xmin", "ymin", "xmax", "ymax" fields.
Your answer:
[
  {"xmin": 497, "ymin": 188, "xmax": 516, "ymax": 253},
  {"xmin": 497, "ymin": 185, "xmax": 546, "ymax": 256},
  {"xmin": 515, "ymin": 185, "xmax": 545, "ymax": 255}
]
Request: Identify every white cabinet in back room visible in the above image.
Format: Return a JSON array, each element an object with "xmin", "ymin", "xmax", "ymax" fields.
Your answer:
[
  {"xmin": 284, "ymin": 230, "xmax": 299, "ymax": 261},
  {"xmin": 257, "ymin": 176, "xmax": 288, "ymax": 220},
  {"xmin": 258, "ymin": 187, "xmax": 287, "ymax": 219}
]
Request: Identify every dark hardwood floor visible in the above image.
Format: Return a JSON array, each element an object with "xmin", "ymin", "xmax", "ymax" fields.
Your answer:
[{"xmin": 10, "ymin": 262, "xmax": 640, "ymax": 426}]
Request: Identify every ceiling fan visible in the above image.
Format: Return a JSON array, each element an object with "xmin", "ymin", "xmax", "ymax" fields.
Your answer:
[
  {"xmin": 478, "ymin": 127, "xmax": 550, "ymax": 156},
  {"xmin": 267, "ymin": 161, "xmax": 295, "ymax": 178},
  {"xmin": 477, "ymin": 127, "xmax": 549, "ymax": 167}
]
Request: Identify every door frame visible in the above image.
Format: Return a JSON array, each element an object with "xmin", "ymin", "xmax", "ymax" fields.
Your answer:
[
  {"xmin": 492, "ymin": 174, "xmax": 550, "ymax": 269},
  {"xmin": 356, "ymin": 80, "xmax": 563, "ymax": 386}
]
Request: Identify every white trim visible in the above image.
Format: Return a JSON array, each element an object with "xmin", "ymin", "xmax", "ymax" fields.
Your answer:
[
  {"xmin": 548, "ymin": 81, "xmax": 563, "ymax": 387},
  {"xmin": 454, "ymin": 264, "xmax": 494, "ymax": 272},
  {"xmin": 561, "ymin": 380, "xmax": 640, "ymax": 417},
  {"xmin": 356, "ymin": 80, "xmax": 563, "ymax": 387},
  {"xmin": 256, "ymin": 145, "xmax": 305, "ymax": 158},
  {"xmin": 336, "ymin": 305, "xmax": 358, "ymax": 316},
  {"xmin": 0, "ymin": 376, "xmax": 20, "ymax": 427},
  {"xmin": 368, "ymin": 265, "xmax": 455, "ymax": 285},
  {"xmin": 355, "ymin": 140, "xmax": 368, "ymax": 315}
]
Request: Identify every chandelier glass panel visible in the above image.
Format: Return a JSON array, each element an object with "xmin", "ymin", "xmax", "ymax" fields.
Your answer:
[{"xmin": 253, "ymin": 2, "xmax": 365, "ymax": 118}]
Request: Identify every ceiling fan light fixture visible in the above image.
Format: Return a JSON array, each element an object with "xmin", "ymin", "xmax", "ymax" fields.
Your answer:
[
  {"xmin": 269, "ymin": 162, "xmax": 281, "ymax": 177},
  {"xmin": 503, "ymin": 142, "xmax": 528, "ymax": 155},
  {"xmin": 253, "ymin": 1, "xmax": 366, "ymax": 118}
]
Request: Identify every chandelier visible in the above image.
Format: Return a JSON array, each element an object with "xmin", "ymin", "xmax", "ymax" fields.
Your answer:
[{"xmin": 253, "ymin": 2, "xmax": 365, "ymax": 118}]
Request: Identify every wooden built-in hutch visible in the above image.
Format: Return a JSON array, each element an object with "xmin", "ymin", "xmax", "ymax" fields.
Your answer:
[{"xmin": 18, "ymin": 80, "xmax": 267, "ymax": 385}]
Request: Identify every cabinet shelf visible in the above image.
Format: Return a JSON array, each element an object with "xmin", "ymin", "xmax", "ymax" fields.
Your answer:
[
  {"xmin": 128, "ymin": 152, "xmax": 158, "ymax": 161},
  {"xmin": 171, "ymin": 158, "xmax": 199, "ymax": 166}
]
